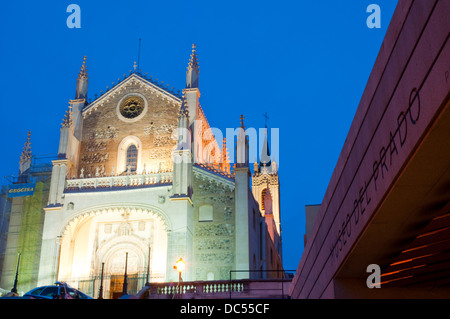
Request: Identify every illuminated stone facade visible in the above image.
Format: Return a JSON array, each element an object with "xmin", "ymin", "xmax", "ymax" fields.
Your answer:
[{"xmin": 1, "ymin": 45, "xmax": 283, "ymax": 298}]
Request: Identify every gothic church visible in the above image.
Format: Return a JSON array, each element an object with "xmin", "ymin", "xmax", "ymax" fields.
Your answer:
[{"xmin": 0, "ymin": 45, "xmax": 282, "ymax": 298}]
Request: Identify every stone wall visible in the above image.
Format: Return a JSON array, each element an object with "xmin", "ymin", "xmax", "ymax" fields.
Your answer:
[
  {"xmin": 78, "ymin": 78, "xmax": 180, "ymax": 178},
  {"xmin": 192, "ymin": 172, "xmax": 235, "ymax": 281}
]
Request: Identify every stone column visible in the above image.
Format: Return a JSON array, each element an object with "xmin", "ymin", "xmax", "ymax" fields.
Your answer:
[
  {"xmin": 48, "ymin": 164, "xmax": 61, "ymax": 205},
  {"xmin": 234, "ymin": 167, "xmax": 250, "ymax": 279},
  {"xmin": 37, "ymin": 211, "xmax": 62, "ymax": 286}
]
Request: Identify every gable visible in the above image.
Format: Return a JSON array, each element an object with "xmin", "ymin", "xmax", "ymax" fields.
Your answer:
[
  {"xmin": 76, "ymin": 74, "xmax": 182, "ymax": 178},
  {"xmin": 82, "ymin": 74, "xmax": 181, "ymax": 118}
]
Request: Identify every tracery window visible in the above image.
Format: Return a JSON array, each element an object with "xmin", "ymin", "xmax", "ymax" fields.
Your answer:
[{"xmin": 126, "ymin": 144, "xmax": 138, "ymax": 172}]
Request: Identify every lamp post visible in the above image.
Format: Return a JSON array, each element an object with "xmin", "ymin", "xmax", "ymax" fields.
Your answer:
[
  {"xmin": 98, "ymin": 262, "xmax": 104, "ymax": 299},
  {"xmin": 122, "ymin": 252, "xmax": 128, "ymax": 297},
  {"xmin": 11, "ymin": 252, "xmax": 21, "ymax": 294},
  {"xmin": 173, "ymin": 258, "xmax": 185, "ymax": 299},
  {"xmin": 145, "ymin": 246, "xmax": 151, "ymax": 286}
]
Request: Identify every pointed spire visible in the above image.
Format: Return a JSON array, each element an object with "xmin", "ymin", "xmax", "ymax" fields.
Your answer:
[
  {"xmin": 19, "ymin": 131, "xmax": 32, "ymax": 176},
  {"xmin": 222, "ymin": 137, "xmax": 227, "ymax": 162},
  {"xmin": 221, "ymin": 137, "xmax": 231, "ymax": 174},
  {"xmin": 263, "ymin": 112, "xmax": 269, "ymax": 128},
  {"xmin": 78, "ymin": 56, "xmax": 88, "ymax": 80},
  {"xmin": 20, "ymin": 131, "xmax": 32, "ymax": 164},
  {"xmin": 61, "ymin": 104, "xmax": 73, "ymax": 128},
  {"xmin": 189, "ymin": 43, "xmax": 199, "ymax": 68},
  {"xmin": 178, "ymin": 91, "xmax": 189, "ymax": 118},
  {"xmin": 253, "ymin": 160, "xmax": 259, "ymax": 173},
  {"xmin": 76, "ymin": 56, "xmax": 89, "ymax": 100},
  {"xmin": 236, "ymin": 114, "xmax": 249, "ymax": 167},
  {"xmin": 186, "ymin": 44, "xmax": 199, "ymax": 88},
  {"xmin": 176, "ymin": 91, "xmax": 191, "ymax": 152},
  {"xmin": 260, "ymin": 127, "xmax": 272, "ymax": 172}
]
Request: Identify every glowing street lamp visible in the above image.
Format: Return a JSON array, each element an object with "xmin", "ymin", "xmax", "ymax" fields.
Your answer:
[
  {"xmin": 173, "ymin": 258, "xmax": 185, "ymax": 299},
  {"xmin": 174, "ymin": 258, "xmax": 185, "ymax": 274}
]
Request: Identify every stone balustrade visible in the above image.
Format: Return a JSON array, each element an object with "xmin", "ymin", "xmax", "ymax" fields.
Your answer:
[
  {"xmin": 65, "ymin": 171, "xmax": 173, "ymax": 192},
  {"xmin": 137, "ymin": 279, "xmax": 291, "ymax": 299}
]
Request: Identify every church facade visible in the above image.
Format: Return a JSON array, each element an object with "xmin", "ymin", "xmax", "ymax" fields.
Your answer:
[{"xmin": 0, "ymin": 45, "xmax": 283, "ymax": 298}]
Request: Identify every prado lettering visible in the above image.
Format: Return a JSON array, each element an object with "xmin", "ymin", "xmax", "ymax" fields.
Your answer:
[
  {"xmin": 290, "ymin": 0, "xmax": 450, "ymax": 299},
  {"xmin": 330, "ymin": 87, "xmax": 421, "ymax": 262}
]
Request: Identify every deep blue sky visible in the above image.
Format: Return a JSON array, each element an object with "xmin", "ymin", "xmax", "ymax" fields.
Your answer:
[{"xmin": 0, "ymin": 1, "xmax": 398, "ymax": 272}]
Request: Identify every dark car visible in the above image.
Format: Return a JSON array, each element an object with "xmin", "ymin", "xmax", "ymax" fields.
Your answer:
[{"xmin": 24, "ymin": 282, "xmax": 93, "ymax": 299}]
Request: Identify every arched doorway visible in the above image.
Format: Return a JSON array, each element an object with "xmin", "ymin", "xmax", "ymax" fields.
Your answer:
[
  {"xmin": 58, "ymin": 206, "xmax": 169, "ymax": 298},
  {"xmin": 96, "ymin": 235, "xmax": 147, "ymax": 299},
  {"xmin": 105, "ymin": 247, "xmax": 141, "ymax": 299}
]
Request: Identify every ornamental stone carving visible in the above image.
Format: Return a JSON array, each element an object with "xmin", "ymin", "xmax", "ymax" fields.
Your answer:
[
  {"xmin": 85, "ymin": 141, "xmax": 107, "ymax": 152},
  {"xmin": 81, "ymin": 152, "xmax": 109, "ymax": 164},
  {"xmin": 148, "ymin": 148, "xmax": 173, "ymax": 159},
  {"xmin": 153, "ymin": 135, "xmax": 175, "ymax": 147},
  {"xmin": 144, "ymin": 123, "xmax": 176, "ymax": 136},
  {"xmin": 85, "ymin": 126, "xmax": 119, "ymax": 140}
]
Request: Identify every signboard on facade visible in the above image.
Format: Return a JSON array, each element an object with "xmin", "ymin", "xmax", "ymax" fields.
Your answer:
[{"xmin": 7, "ymin": 182, "xmax": 36, "ymax": 198}]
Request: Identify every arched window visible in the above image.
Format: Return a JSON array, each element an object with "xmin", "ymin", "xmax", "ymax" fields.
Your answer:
[
  {"xmin": 117, "ymin": 136, "xmax": 142, "ymax": 174},
  {"xmin": 126, "ymin": 144, "xmax": 138, "ymax": 172},
  {"xmin": 261, "ymin": 188, "xmax": 267, "ymax": 211}
]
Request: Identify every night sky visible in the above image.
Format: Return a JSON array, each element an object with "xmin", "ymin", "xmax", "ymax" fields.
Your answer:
[{"xmin": 0, "ymin": 1, "xmax": 398, "ymax": 272}]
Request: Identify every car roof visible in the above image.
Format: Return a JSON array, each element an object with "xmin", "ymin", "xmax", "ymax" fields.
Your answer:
[{"xmin": 25, "ymin": 284, "xmax": 93, "ymax": 298}]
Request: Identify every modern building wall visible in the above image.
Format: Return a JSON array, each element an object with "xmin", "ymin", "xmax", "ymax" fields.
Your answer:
[{"xmin": 290, "ymin": 0, "xmax": 450, "ymax": 299}]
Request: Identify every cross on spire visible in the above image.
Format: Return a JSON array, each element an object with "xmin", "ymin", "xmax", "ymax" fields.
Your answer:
[{"xmin": 263, "ymin": 112, "xmax": 269, "ymax": 128}]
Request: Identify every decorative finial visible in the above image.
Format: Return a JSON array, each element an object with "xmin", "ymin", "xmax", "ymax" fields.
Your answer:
[
  {"xmin": 78, "ymin": 55, "xmax": 88, "ymax": 80},
  {"xmin": 263, "ymin": 112, "xmax": 269, "ymax": 128},
  {"xmin": 61, "ymin": 104, "xmax": 73, "ymax": 128},
  {"xmin": 178, "ymin": 91, "xmax": 189, "ymax": 118},
  {"xmin": 133, "ymin": 61, "xmax": 137, "ymax": 72},
  {"xmin": 222, "ymin": 137, "xmax": 228, "ymax": 162},
  {"xmin": 20, "ymin": 131, "xmax": 32, "ymax": 165},
  {"xmin": 240, "ymin": 114, "xmax": 245, "ymax": 129},
  {"xmin": 186, "ymin": 43, "xmax": 199, "ymax": 88},
  {"xmin": 188, "ymin": 43, "xmax": 199, "ymax": 68}
]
